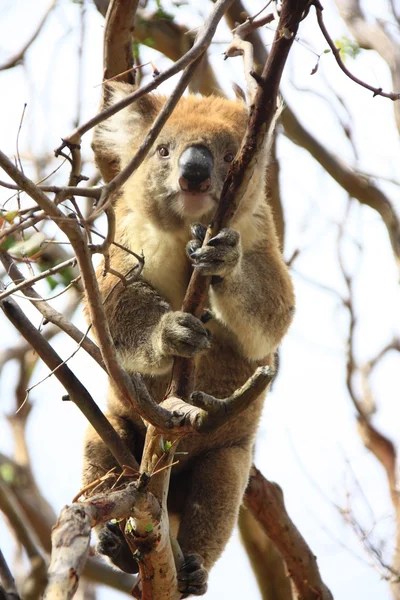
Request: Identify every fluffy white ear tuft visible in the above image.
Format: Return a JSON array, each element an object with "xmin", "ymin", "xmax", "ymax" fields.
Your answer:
[{"xmin": 92, "ymin": 82, "xmax": 163, "ymax": 181}]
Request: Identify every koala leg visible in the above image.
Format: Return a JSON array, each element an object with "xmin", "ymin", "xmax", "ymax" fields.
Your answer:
[
  {"xmin": 176, "ymin": 445, "xmax": 252, "ymax": 594},
  {"xmin": 82, "ymin": 414, "xmax": 143, "ymax": 574}
]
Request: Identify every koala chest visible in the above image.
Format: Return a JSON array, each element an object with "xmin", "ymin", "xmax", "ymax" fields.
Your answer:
[
  {"xmin": 120, "ymin": 216, "xmax": 191, "ymax": 310},
  {"xmin": 143, "ymin": 239, "xmax": 191, "ymax": 310}
]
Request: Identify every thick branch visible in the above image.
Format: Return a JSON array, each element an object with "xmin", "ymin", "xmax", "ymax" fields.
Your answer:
[
  {"xmin": 169, "ymin": 0, "xmax": 309, "ymax": 401},
  {"xmin": 103, "ymin": 0, "xmax": 139, "ymax": 83},
  {"xmin": 239, "ymin": 507, "xmax": 293, "ymax": 600},
  {"xmin": 44, "ymin": 482, "xmax": 157, "ymax": 600},
  {"xmin": 245, "ymin": 466, "xmax": 333, "ymax": 600}
]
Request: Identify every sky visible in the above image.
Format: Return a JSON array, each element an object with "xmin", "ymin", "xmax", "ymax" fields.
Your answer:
[{"xmin": 1, "ymin": 1, "xmax": 400, "ymax": 599}]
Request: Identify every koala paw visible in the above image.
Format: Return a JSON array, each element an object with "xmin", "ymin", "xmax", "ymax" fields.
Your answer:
[
  {"xmin": 158, "ymin": 312, "xmax": 211, "ymax": 359},
  {"xmin": 187, "ymin": 225, "xmax": 240, "ymax": 277},
  {"xmin": 178, "ymin": 553, "xmax": 208, "ymax": 597},
  {"xmin": 97, "ymin": 522, "xmax": 138, "ymax": 574}
]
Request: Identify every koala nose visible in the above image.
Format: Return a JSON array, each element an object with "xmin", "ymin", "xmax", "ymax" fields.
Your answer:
[{"xmin": 178, "ymin": 145, "xmax": 213, "ymax": 193}]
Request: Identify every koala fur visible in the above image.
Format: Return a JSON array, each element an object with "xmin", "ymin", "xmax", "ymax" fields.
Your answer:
[{"xmin": 82, "ymin": 83, "xmax": 295, "ymax": 596}]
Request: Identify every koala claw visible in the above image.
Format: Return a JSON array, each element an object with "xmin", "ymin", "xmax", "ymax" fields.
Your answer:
[
  {"xmin": 159, "ymin": 312, "xmax": 211, "ymax": 359},
  {"xmin": 97, "ymin": 521, "xmax": 138, "ymax": 574},
  {"xmin": 178, "ymin": 553, "xmax": 208, "ymax": 597},
  {"xmin": 188, "ymin": 228, "xmax": 241, "ymax": 277},
  {"xmin": 190, "ymin": 223, "xmax": 207, "ymax": 243}
]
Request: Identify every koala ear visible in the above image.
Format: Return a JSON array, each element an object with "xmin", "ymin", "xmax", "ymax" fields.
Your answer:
[{"xmin": 93, "ymin": 82, "xmax": 163, "ymax": 182}]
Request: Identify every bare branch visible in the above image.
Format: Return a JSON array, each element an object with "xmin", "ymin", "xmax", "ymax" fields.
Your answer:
[
  {"xmin": 335, "ymin": 0, "xmax": 400, "ymax": 132},
  {"xmin": 43, "ymin": 482, "xmax": 159, "ymax": 600},
  {"xmin": 0, "ymin": 256, "xmax": 77, "ymax": 302},
  {"xmin": 0, "ymin": 548, "xmax": 20, "ymax": 600},
  {"xmin": 54, "ymin": 0, "xmax": 235, "ymax": 152},
  {"xmin": 0, "ymin": 478, "xmax": 47, "ymax": 600},
  {"xmin": 0, "ymin": 181, "xmax": 101, "ymax": 199},
  {"xmin": 103, "ymin": 0, "xmax": 139, "ymax": 83},
  {"xmin": 244, "ymin": 466, "xmax": 333, "ymax": 600},
  {"xmin": 0, "ymin": 252, "xmax": 105, "ymax": 370},
  {"xmin": 0, "ymin": 0, "xmax": 56, "ymax": 71},
  {"xmin": 169, "ymin": 0, "xmax": 309, "ymax": 401},
  {"xmin": 0, "ymin": 287, "xmax": 138, "ymax": 471}
]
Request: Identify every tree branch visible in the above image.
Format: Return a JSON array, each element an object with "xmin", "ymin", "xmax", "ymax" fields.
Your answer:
[
  {"xmin": 0, "ymin": 0, "xmax": 56, "ymax": 71},
  {"xmin": 0, "ymin": 286, "xmax": 138, "ymax": 471},
  {"xmin": 312, "ymin": 1, "xmax": 400, "ymax": 101},
  {"xmin": 244, "ymin": 466, "xmax": 333, "ymax": 600}
]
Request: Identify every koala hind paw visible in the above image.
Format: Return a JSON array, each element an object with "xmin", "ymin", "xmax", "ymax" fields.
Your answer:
[
  {"xmin": 178, "ymin": 553, "xmax": 208, "ymax": 597},
  {"xmin": 97, "ymin": 521, "xmax": 138, "ymax": 574}
]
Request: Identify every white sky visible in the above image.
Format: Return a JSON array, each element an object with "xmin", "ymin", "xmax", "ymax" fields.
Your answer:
[{"xmin": 1, "ymin": 1, "xmax": 400, "ymax": 599}]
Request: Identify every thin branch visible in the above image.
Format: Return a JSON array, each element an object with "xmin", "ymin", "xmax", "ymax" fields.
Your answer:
[
  {"xmin": 335, "ymin": 0, "xmax": 400, "ymax": 132},
  {"xmin": 0, "ymin": 252, "xmax": 105, "ymax": 368},
  {"xmin": 0, "ymin": 0, "xmax": 57, "ymax": 71},
  {"xmin": 0, "ymin": 181, "xmax": 101, "ymax": 199},
  {"xmin": 0, "ymin": 285, "xmax": 138, "ymax": 471},
  {"xmin": 0, "ymin": 257, "xmax": 77, "ymax": 302},
  {"xmin": 313, "ymin": 1, "xmax": 400, "ymax": 101},
  {"xmin": 0, "ymin": 478, "xmax": 47, "ymax": 599},
  {"xmin": 54, "ymin": 0, "xmax": 236, "ymax": 151},
  {"xmin": 0, "ymin": 548, "xmax": 20, "ymax": 600}
]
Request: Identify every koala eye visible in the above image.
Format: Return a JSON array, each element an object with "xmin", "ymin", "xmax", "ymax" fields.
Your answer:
[
  {"xmin": 158, "ymin": 146, "xmax": 170, "ymax": 158},
  {"xmin": 224, "ymin": 152, "xmax": 235, "ymax": 163}
]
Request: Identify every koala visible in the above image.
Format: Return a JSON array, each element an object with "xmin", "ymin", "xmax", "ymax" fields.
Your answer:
[{"xmin": 82, "ymin": 83, "xmax": 295, "ymax": 596}]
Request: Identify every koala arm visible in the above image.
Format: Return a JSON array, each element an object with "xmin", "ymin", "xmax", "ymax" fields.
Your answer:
[
  {"xmin": 209, "ymin": 247, "xmax": 294, "ymax": 360},
  {"xmin": 188, "ymin": 227, "xmax": 294, "ymax": 361},
  {"xmin": 100, "ymin": 280, "xmax": 210, "ymax": 376}
]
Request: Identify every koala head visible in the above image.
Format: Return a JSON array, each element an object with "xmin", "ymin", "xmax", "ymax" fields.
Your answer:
[{"xmin": 93, "ymin": 83, "xmax": 251, "ymax": 230}]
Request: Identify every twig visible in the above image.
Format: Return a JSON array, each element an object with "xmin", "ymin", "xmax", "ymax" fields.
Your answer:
[
  {"xmin": 0, "ymin": 180, "xmax": 101, "ymax": 199},
  {"xmin": 312, "ymin": 1, "xmax": 400, "ymax": 101},
  {"xmin": 0, "ymin": 0, "xmax": 57, "ymax": 71},
  {"xmin": 0, "ymin": 252, "xmax": 105, "ymax": 369},
  {"xmin": 0, "ymin": 257, "xmax": 77, "ymax": 302},
  {"xmin": 0, "ymin": 548, "xmax": 20, "ymax": 600},
  {"xmin": 54, "ymin": 0, "xmax": 236, "ymax": 154},
  {"xmin": 0, "ymin": 285, "xmax": 138, "ymax": 471}
]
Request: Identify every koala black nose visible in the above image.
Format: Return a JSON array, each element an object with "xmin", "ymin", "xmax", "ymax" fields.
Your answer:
[{"xmin": 178, "ymin": 145, "xmax": 213, "ymax": 193}]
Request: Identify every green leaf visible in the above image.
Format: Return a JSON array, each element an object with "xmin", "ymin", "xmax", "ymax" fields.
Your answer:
[
  {"xmin": 46, "ymin": 276, "xmax": 58, "ymax": 291},
  {"xmin": 0, "ymin": 234, "xmax": 16, "ymax": 252},
  {"xmin": 0, "ymin": 463, "xmax": 16, "ymax": 484},
  {"xmin": 335, "ymin": 36, "xmax": 360, "ymax": 61},
  {"xmin": 126, "ymin": 519, "xmax": 134, "ymax": 533},
  {"xmin": 10, "ymin": 231, "xmax": 46, "ymax": 258},
  {"xmin": 164, "ymin": 440, "xmax": 172, "ymax": 453},
  {"xmin": 144, "ymin": 523, "xmax": 153, "ymax": 532},
  {"xmin": 1, "ymin": 210, "xmax": 18, "ymax": 223}
]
